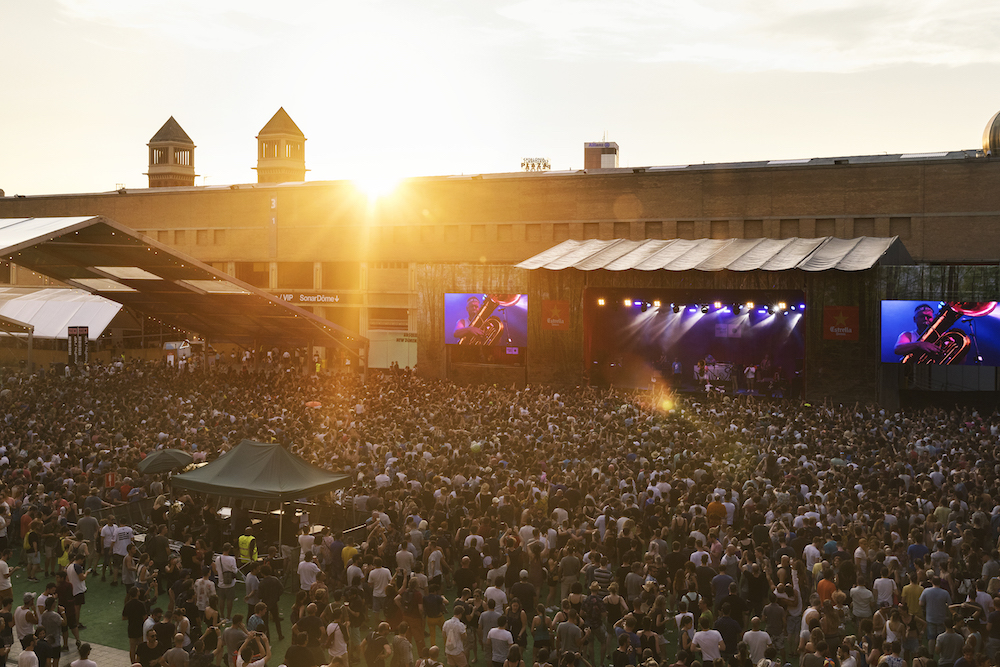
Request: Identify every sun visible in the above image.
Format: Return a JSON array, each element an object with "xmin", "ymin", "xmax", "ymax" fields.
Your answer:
[{"xmin": 352, "ymin": 173, "xmax": 402, "ymax": 201}]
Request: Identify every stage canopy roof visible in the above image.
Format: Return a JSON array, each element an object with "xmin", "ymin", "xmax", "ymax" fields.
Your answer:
[
  {"xmin": 516, "ymin": 236, "xmax": 912, "ymax": 272},
  {"xmin": 0, "ymin": 217, "xmax": 365, "ymax": 351},
  {"xmin": 0, "ymin": 288, "xmax": 119, "ymax": 339},
  {"xmin": 171, "ymin": 439, "xmax": 351, "ymax": 501}
]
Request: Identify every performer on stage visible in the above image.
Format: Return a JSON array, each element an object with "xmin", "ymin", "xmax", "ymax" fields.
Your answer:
[
  {"xmin": 454, "ymin": 296, "xmax": 485, "ymax": 344},
  {"xmin": 893, "ymin": 303, "xmax": 940, "ymax": 359}
]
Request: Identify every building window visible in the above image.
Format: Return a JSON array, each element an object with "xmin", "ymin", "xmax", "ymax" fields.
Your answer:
[
  {"xmin": 645, "ymin": 221, "xmax": 662, "ymax": 239},
  {"xmin": 197, "ymin": 230, "xmax": 210, "ymax": 245},
  {"xmin": 744, "ymin": 220, "xmax": 764, "ymax": 237},
  {"xmin": 613, "ymin": 221, "xmax": 630, "ymax": 239},
  {"xmin": 497, "ymin": 224, "xmax": 512, "ymax": 242},
  {"xmin": 779, "ymin": 219, "xmax": 799, "ymax": 239},
  {"xmin": 815, "ymin": 218, "xmax": 836, "ymax": 237},
  {"xmin": 444, "ymin": 226, "xmax": 462, "ymax": 242},
  {"xmin": 854, "ymin": 218, "xmax": 875, "ymax": 237},
  {"xmin": 420, "ymin": 226, "xmax": 436, "ymax": 243},
  {"xmin": 0, "ymin": 262, "xmax": 10, "ymax": 285},
  {"xmin": 235, "ymin": 262, "xmax": 269, "ymax": 288},
  {"xmin": 175, "ymin": 149, "xmax": 190, "ymax": 166},
  {"xmin": 174, "ymin": 230, "xmax": 186, "ymax": 244},
  {"xmin": 677, "ymin": 221, "xmax": 695, "ymax": 239},
  {"xmin": 260, "ymin": 141, "xmax": 279, "ymax": 158},
  {"xmin": 151, "ymin": 148, "xmax": 167, "ymax": 165},
  {"xmin": 890, "ymin": 217, "xmax": 911, "ymax": 238},
  {"xmin": 583, "ymin": 222, "xmax": 599, "ymax": 239},
  {"xmin": 277, "ymin": 262, "xmax": 313, "ymax": 289},
  {"xmin": 710, "ymin": 220, "xmax": 729, "ymax": 239},
  {"xmin": 368, "ymin": 308, "xmax": 409, "ymax": 331},
  {"xmin": 525, "ymin": 224, "xmax": 541, "ymax": 241},
  {"xmin": 322, "ymin": 262, "xmax": 360, "ymax": 290},
  {"xmin": 214, "ymin": 229, "xmax": 226, "ymax": 245},
  {"xmin": 157, "ymin": 230, "xmax": 170, "ymax": 244},
  {"xmin": 471, "ymin": 226, "xmax": 487, "ymax": 242},
  {"xmin": 553, "ymin": 223, "xmax": 571, "ymax": 242}
]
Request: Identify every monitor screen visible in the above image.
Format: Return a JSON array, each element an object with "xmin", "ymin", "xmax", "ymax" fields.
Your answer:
[
  {"xmin": 880, "ymin": 300, "xmax": 1000, "ymax": 364},
  {"xmin": 445, "ymin": 293, "xmax": 528, "ymax": 347}
]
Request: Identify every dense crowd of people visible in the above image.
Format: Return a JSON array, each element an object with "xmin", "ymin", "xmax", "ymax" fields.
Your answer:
[{"xmin": 0, "ymin": 360, "xmax": 996, "ymax": 667}]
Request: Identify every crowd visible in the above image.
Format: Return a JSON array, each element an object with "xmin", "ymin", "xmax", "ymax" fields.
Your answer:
[{"xmin": 0, "ymin": 360, "xmax": 994, "ymax": 667}]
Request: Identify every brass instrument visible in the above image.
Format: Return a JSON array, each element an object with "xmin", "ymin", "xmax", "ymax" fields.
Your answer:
[
  {"xmin": 901, "ymin": 301, "xmax": 997, "ymax": 364},
  {"xmin": 458, "ymin": 294, "xmax": 521, "ymax": 345}
]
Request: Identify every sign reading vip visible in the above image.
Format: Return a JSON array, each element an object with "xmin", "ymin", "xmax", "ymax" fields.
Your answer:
[{"xmin": 68, "ymin": 326, "xmax": 89, "ymax": 365}]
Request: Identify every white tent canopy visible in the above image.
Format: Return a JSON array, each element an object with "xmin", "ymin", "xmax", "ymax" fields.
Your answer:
[{"xmin": 0, "ymin": 288, "xmax": 121, "ymax": 340}]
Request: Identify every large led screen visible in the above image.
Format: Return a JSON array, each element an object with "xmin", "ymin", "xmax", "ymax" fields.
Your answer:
[
  {"xmin": 881, "ymin": 300, "xmax": 1000, "ymax": 364},
  {"xmin": 445, "ymin": 293, "xmax": 527, "ymax": 346}
]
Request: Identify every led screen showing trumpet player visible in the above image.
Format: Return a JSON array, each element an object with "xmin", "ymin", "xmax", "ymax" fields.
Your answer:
[
  {"xmin": 880, "ymin": 300, "xmax": 1000, "ymax": 365},
  {"xmin": 445, "ymin": 293, "xmax": 528, "ymax": 346}
]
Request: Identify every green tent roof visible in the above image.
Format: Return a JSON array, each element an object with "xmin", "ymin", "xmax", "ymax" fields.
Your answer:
[{"xmin": 170, "ymin": 439, "xmax": 350, "ymax": 501}]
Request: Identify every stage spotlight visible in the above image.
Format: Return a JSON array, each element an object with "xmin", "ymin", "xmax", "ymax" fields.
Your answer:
[
  {"xmin": 799, "ymin": 303, "xmax": 805, "ymax": 310},
  {"xmin": 790, "ymin": 305, "xmax": 796, "ymax": 311},
  {"xmin": 778, "ymin": 301, "xmax": 787, "ymax": 311},
  {"xmin": 746, "ymin": 301, "xmax": 754, "ymax": 309},
  {"xmin": 701, "ymin": 305, "xmax": 710, "ymax": 314},
  {"xmin": 641, "ymin": 302, "xmax": 648, "ymax": 312},
  {"xmin": 713, "ymin": 301, "xmax": 722, "ymax": 309},
  {"xmin": 653, "ymin": 300, "xmax": 661, "ymax": 308},
  {"xmin": 688, "ymin": 306, "xmax": 698, "ymax": 313},
  {"xmin": 597, "ymin": 298, "xmax": 605, "ymax": 306},
  {"xmin": 672, "ymin": 304, "xmax": 680, "ymax": 313},
  {"xmin": 624, "ymin": 299, "xmax": 632, "ymax": 307},
  {"xmin": 767, "ymin": 305, "xmax": 775, "ymax": 314},
  {"xmin": 758, "ymin": 308, "xmax": 767, "ymax": 315},
  {"xmin": 782, "ymin": 310, "xmax": 789, "ymax": 316}
]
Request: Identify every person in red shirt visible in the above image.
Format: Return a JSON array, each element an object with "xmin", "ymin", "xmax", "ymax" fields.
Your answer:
[{"xmin": 816, "ymin": 569, "xmax": 837, "ymax": 603}]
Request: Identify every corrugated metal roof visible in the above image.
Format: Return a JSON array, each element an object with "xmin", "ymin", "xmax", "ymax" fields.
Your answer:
[
  {"xmin": 0, "ymin": 217, "xmax": 365, "ymax": 350},
  {"xmin": 516, "ymin": 236, "xmax": 909, "ymax": 272}
]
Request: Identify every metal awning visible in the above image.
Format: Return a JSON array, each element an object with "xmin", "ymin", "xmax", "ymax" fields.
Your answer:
[
  {"xmin": 516, "ymin": 236, "xmax": 911, "ymax": 272},
  {"xmin": 0, "ymin": 217, "xmax": 365, "ymax": 351},
  {"xmin": 0, "ymin": 288, "xmax": 118, "ymax": 339}
]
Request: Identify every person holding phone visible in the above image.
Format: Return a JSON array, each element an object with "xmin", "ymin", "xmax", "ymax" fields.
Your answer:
[
  {"xmin": 236, "ymin": 632, "xmax": 271, "ymax": 667},
  {"xmin": 67, "ymin": 552, "xmax": 89, "ymax": 631}
]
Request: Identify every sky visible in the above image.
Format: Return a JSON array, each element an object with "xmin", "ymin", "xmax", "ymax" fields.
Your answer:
[{"xmin": 2, "ymin": 0, "xmax": 1000, "ymax": 195}]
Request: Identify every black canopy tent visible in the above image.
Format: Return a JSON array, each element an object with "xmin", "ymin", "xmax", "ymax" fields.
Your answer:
[{"xmin": 170, "ymin": 439, "xmax": 352, "ymax": 544}]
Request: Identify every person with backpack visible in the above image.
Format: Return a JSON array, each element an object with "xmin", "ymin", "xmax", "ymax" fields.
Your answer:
[
  {"xmin": 361, "ymin": 622, "xmax": 393, "ymax": 667},
  {"xmin": 215, "ymin": 543, "xmax": 239, "ymax": 621},
  {"xmin": 396, "ymin": 579, "xmax": 425, "ymax": 656},
  {"xmin": 326, "ymin": 606, "xmax": 349, "ymax": 665}
]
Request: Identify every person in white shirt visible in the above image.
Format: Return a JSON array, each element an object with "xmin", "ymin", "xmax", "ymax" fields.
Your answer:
[
  {"xmin": 368, "ymin": 558, "xmax": 392, "ymax": 612},
  {"xmin": 742, "ymin": 617, "xmax": 773, "ymax": 664},
  {"xmin": 69, "ymin": 642, "xmax": 98, "ymax": 667},
  {"xmin": 111, "ymin": 522, "xmax": 132, "ymax": 586},
  {"xmin": 0, "ymin": 549, "xmax": 18, "ymax": 597},
  {"xmin": 298, "ymin": 551, "xmax": 321, "ymax": 592},
  {"xmin": 17, "ymin": 633, "xmax": 37, "ymax": 667},
  {"xmin": 692, "ymin": 617, "xmax": 725, "ymax": 662},
  {"xmin": 215, "ymin": 543, "xmax": 239, "ymax": 620},
  {"xmin": 297, "ymin": 528, "xmax": 315, "ymax": 563},
  {"xmin": 484, "ymin": 582, "xmax": 508, "ymax": 610},
  {"xmin": 442, "ymin": 605, "xmax": 469, "ymax": 666}
]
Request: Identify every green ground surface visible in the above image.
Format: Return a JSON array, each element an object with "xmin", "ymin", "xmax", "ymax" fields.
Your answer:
[{"xmin": 8, "ymin": 564, "xmax": 764, "ymax": 667}]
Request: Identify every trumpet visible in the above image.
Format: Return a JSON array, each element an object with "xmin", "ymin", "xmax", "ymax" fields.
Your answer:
[
  {"xmin": 458, "ymin": 294, "xmax": 521, "ymax": 345},
  {"xmin": 901, "ymin": 301, "xmax": 997, "ymax": 364}
]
